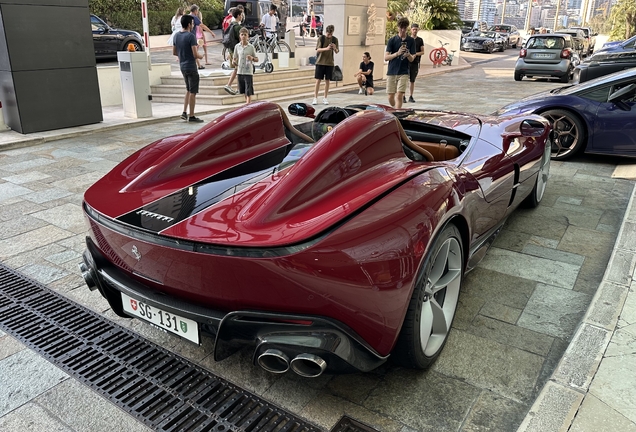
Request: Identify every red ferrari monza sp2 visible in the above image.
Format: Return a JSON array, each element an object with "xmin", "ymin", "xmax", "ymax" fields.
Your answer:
[{"xmin": 79, "ymin": 102, "xmax": 551, "ymax": 377}]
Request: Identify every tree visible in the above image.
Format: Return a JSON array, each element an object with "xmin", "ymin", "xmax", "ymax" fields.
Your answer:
[
  {"xmin": 424, "ymin": 0, "xmax": 461, "ymax": 30},
  {"xmin": 608, "ymin": 0, "xmax": 636, "ymax": 41}
]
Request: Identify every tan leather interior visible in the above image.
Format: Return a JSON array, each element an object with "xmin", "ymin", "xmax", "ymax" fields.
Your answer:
[
  {"xmin": 277, "ymin": 105, "xmax": 314, "ymax": 143},
  {"xmin": 394, "ymin": 119, "xmax": 434, "ymax": 162},
  {"xmin": 413, "ymin": 141, "xmax": 460, "ymax": 161}
]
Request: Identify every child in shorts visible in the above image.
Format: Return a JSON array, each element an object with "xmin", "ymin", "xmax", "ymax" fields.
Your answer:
[{"xmin": 232, "ymin": 27, "xmax": 257, "ymax": 104}]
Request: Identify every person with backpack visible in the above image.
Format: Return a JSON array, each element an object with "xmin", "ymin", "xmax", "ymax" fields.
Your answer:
[
  {"xmin": 223, "ymin": 8, "xmax": 244, "ymax": 95},
  {"xmin": 222, "ymin": 7, "xmax": 235, "ymax": 32},
  {"xmin": 312, "ymin": 24, "xmax": 339, "ymax": 105}
]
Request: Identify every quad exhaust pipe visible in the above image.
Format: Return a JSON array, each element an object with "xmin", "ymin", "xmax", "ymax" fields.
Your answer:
[
  {"xmin": 290, "ymin": 353, "xmax": 327, "ymax": 378},
  {"xmin": 78, "ymin": 263, "xmax": 97, "ymax": 291},
  {"xmin": 257, "ymin": 349, "xmax": 290, "ymax": 374},
  {"xmin": 257, "ymin": 349, "xmax": 327, "ymax": 377}
]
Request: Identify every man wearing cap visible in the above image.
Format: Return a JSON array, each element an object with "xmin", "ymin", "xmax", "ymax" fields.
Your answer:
[{"xmin": 407, "ymin": 23, "xmax": 425, "ymax": 103}]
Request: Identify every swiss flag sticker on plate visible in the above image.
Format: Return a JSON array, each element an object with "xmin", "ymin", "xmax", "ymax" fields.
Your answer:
[{"xmin": 130, "ymin": 299, "xmax": 138, "ymax": 311}]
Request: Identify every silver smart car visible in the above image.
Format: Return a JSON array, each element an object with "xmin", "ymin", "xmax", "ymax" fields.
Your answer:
[{"xmin": 514, "ymin": 34, "xmax": 580, "ymax": 83}]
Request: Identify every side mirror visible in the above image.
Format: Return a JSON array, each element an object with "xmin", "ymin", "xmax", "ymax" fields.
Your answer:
[{"xmin": 288, "ymin": 103, "xmax": 315, "ymax": 118}]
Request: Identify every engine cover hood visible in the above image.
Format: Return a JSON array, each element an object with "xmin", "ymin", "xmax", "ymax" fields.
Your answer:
[{"xmin": 84, "ymin": 103, "xmax": 427, "ymax": 247}]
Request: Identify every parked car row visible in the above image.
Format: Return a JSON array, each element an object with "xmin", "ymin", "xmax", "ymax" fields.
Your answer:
[
  {"xmin": 461, "ymin": 31, "xmax": 507, "ymax": 53},
  {"xmin": 514, "ymin": 34, "xmax": 581, "ymax": 82},
  {"xmin": 91, "ymin": 14, "xmax": 144, "ymax": 59}
]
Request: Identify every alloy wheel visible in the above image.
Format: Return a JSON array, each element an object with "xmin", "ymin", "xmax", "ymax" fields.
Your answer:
[
  {"xmin": 419, "ymin": 236, "xmax": 462, "ymax": 356},
  {"xmin": 542, "ymin": 110, "xmax": 584, "ymax": 160}
]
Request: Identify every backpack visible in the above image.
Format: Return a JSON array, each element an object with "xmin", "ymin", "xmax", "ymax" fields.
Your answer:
[
  {"xmin": 222, "ymin": 14, "xmax": 232, "ymax": 31},
  {"xmin": 222, "ymin": 22, "xmax": 240, "ymax": 50},
  {"xmin": 332, "ymin": 65, "xmax": 343, "ymax": 81}
]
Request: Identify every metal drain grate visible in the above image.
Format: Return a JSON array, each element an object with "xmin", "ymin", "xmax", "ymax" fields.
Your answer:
[
  {"xmin": 329, "ymin": 416, "xmax": 379, "ymax": 432},
  {"xmin": 0, "ymin": 264, "xmax": 321, "ymax": 432}
]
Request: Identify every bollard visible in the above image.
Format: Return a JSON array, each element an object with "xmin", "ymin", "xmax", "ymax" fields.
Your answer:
[{"xmin": 0, "ymin": 101, "xmax": 10, "ymax": 131}]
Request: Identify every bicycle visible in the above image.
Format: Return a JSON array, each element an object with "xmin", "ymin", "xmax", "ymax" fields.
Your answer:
[
  {"xmin": 221, "ymin": 27, "xmax": 274, "ymax": 73},
  {"xmin": 222, "ymin": 27, "xmax": 268, "ymax": 62},
  {"xmin": 442, "ymin": 50, "xmax": 456, "ymax": 66},
  {"xmin": 429, "ymin": 40, "xmax": 450, "ymax": 67}
]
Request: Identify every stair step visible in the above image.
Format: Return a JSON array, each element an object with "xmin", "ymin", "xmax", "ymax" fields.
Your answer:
[
  {"xmin": 160, "ymin": 68, "xmax": 315, "ymax": 86},
  {"xmin": 152, "ymin": 76, "xmax": 323, "ymax": 96},
  {"xmin": 152, "ymin": 66, "xmax": 363, "ymax": 105}
]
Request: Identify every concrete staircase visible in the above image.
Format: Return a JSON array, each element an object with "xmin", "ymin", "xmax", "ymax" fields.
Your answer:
[{"xmin": 151, "ymin": 68, "xmax": 359, "ymax": 105}]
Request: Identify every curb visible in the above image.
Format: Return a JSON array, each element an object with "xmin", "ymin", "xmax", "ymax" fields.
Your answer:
[{"xmin": 517, "ymin": 183, "xmax": 636, "ymax": 431}]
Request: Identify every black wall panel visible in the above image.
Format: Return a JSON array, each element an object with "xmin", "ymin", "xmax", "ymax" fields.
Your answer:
[{"xmin": 0, "ymin": 0, "xmax": 102, "ymax": 134}]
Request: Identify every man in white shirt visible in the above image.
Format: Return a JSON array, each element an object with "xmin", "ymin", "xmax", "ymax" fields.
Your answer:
[{"xmin": 260, "ymin": 5, "xmax": 278, "ymax": 39}]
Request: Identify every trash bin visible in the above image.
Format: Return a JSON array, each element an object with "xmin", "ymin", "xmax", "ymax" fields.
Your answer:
[{"xmin": 117, "ymin": 51, "xmax": 152, "ymax": 118}]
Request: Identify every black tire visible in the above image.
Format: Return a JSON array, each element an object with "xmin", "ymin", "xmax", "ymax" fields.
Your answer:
[
  {"xmin": 272, "ymin": 40, "xmax": 291, "ymax": 54},
  {"xmin": 264, "ymin": 62, "xmax": 274, "ymax": 73},
  {"xmin": 123, "ymin": 40, "xmax": 142, "ymax": 52},
  {"xmin": 559, "ymin": 72, "xmax": 569, "ymax": 83},
  {"xmin": 514, "ymin": 71, "xmax": 523, "ymax": 81},
  {"xmin": 523, "ymin": 137, "xmax": 551, "ymax": 208},
  {"xmin": 541, "ymin": 109, "xmax": 586, "ymax": 160},
  {"xmin": 392, "ymin": 224, "xmax": 464, "ymax": 369}
]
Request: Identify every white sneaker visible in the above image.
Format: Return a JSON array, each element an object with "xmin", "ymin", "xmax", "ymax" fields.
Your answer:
[
  {"xmin": 358, "ymin": 88, "xmax": 364, "ymax": 94},
  {"xmin": 323, "ymin": 98, "xmax": 329, "ymax": 105},
  {"xmin": 312, "ymin": 98, "xmax": 318, "ymax": 105}
]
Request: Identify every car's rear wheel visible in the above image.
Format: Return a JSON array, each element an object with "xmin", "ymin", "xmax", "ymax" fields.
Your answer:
[
  {"xmin": 542, "ymin": 109, "xmax": 586, "ymax": 160},
  {"xmin": 514, "ymin": 71, "xmax": 523, "ymax": 81},
  {"xmin": 392, "ymin": 224, "xmax": 464, "ymax": 369},
  {"xmin": 523, "ymin": 136, "xmax": 551, "ymax": 208},
  {"xmin": 559, "ymin": 72, "xmax": 569, "ymax": 83}
]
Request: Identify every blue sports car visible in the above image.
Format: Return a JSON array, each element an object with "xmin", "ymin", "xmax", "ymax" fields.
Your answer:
[{"xmin": 495, "ymin": 69, "xmax": 636, "ymax": 160}]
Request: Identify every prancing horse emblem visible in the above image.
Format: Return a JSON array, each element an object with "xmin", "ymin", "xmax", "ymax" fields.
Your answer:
[{"xmin": 131, "ymin": 245, "xmax": 142, "ymax": 261}]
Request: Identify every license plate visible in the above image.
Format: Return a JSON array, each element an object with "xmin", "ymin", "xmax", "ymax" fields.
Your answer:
[
  {"xmin": 121, "ymin": 293, "xmax": 199, "ymax": 344},
  {"xmin": 534, "ymin": 53, "xmax": 552, "ymax": 58}
]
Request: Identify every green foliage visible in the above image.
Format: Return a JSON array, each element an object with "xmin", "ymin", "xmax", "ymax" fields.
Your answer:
[
  {"xmin": 385, "ymin": 0, "xmax": 459, "ymax": 39},
  {"xmin": 588, "ymin": 16, "xmax": 611, "ymax": 36},
  {"xmin": 423, "ymin": 0, "xmax": 461, "ymax": 30},
  {"xmin": 608, "ymin": 0, "xmax": 636, "ymax": 41},
  {"xmin": 385, "ymin": 19, "xmax": 398, "ymax": 43},
  {"xmin": 89, "ymin": 0, "xmax": 224, "ymax": 35},
  {"xmin": 387, "ymin": 0, "xmax": 410, "ymax": 18},
  {"xmin": 408, "ymin": 0, "xmax": 433, "ymax": 30}
]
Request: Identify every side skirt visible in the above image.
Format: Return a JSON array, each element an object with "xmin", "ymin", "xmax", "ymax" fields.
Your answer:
[{"xmin": 465, "ymin": 219, "xmax": 506, "ymax": 272}]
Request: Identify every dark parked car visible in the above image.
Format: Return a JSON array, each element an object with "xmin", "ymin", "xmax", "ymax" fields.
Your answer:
[
  {"xmin": 574, "ymin": 50, "xmax": 636, "ymax": 83},
  {"xmin": 461, "ymin": 31, "xmax": 506, "ymax": 53},
  {"xmin": 91, "ymin": 14, "xmax": 144, "ymax": 58},
  {"xmin": 489, "ymin": 24, "xmax": 521, "ymax": 48},
  {"xmin": 515, "ymin": 34, "xmax": 580, "ymax": 82},
  {"xmin": 568, "ymin": 26, "xmax": 596, "ymax": 55},
  {"xmin": 79, "ymin": 101, "xmax": 551, "ymax": 376},
  {"xmin": 596, "ymin": 34, "xmax": 636, "ymax": 54},
  {"xmin": 461, "ymin": 20, "xmax": 488, "ymax": 35},
  {"xmin": 556, "ymin": 29, "xmax": 588, "ymax": 57},
  {"xmin": 496, "ymin": 69, "xmax": 636, "ymax": 160}
]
